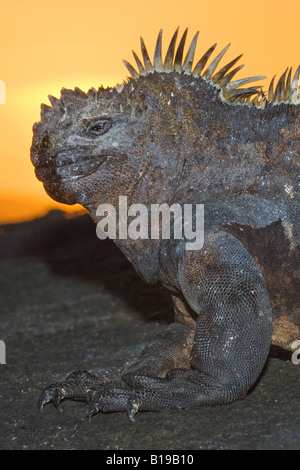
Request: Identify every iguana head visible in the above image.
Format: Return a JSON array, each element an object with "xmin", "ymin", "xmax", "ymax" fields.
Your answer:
[
  {"xmin": 30, "ymin": 84, "xmax": 158, "ymax": 208},
  {"xmin": 31, "ymin": 28, "xmax": 299, "ymax": 210}
]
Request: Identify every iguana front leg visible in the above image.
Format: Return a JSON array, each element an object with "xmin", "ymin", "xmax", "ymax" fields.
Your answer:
[
  {"xmin": 120, "ymin": 232, "xmax": 273, "ymax": 416},
  {"xmin": 39, "ymin": 232, "xmax": 272, "ymax": 419}
]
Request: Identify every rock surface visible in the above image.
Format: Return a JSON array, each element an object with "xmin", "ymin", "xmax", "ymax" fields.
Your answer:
[{"xmin": 0, "ymin": 210, "xmax": 299, "ymax": 450}]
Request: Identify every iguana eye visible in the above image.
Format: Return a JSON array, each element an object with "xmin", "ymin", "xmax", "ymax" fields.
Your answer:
[{"xmin": 86, "ymin": 119, "xmax": 112, "ymax": 136}]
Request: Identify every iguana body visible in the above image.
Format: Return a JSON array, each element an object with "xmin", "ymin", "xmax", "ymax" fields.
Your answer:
[{"xmin": 30, "ymin": 29, "xmax": 300, "ymax": 420}]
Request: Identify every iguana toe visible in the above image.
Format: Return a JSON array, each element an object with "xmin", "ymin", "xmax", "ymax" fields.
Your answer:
[{"xmin": 38, "ymin": 385, "xmax": 66, "ymax": 412}]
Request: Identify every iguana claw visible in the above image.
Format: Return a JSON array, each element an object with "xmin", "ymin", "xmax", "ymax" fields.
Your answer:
[
  {"xmin": 86, "ymin": 390, "xmax": 100, "ymax": 419},
  {"xmin": 127, "ymin": 395, "xmax": 140, "ymax": 423},
  {"xmin": 38, "ymin": 386, "xmax": 65, "ymax": 412}
]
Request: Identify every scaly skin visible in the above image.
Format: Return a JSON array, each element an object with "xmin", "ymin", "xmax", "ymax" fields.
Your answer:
[{"xmin": 31, "ymin": 29, "xmax": 299, "ymax": 420}]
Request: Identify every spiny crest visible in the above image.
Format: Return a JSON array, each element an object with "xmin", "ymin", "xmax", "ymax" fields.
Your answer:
[
  {"xmin": 40, "ymin": 85, "xmax": 119, "ymax": 119},
  {"xmin": 123, "ymin": 28, "xmax": 300, "ymax": 109},
  {"xmin": 268, "ymin": 66, "xmax": 300, "ymax": 105},
  {"xmin": 40, "ymin": 28, "xmax": 299, "ymax": 118}
]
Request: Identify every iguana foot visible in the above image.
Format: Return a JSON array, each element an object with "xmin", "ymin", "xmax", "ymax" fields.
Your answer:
[
  {"xmin": 83, "ymin": 368, "xmax": 248, "ymax": 421},
  {"xmin": 38, "ymin": 369, "xmax": 135, "ymax": 416},
  {"xmin": 38, "ymin": 369, "xmax": 104, "ymax": 411},
  {"xmin": 38, "ymin": 323, "xmax": 195, "ymax": 418}
]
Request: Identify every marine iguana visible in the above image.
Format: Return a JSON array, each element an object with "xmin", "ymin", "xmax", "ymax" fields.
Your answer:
[{"xmin": 31, "ymin": 28, "xmax": 300, "ymax": 420}]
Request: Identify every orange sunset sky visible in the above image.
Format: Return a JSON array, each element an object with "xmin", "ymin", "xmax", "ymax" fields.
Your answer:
[{"xmin": 0, "ymin": 0, "xmax": 299, "ymax": 224}]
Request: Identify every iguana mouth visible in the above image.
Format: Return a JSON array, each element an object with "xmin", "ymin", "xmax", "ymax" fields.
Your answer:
[
  {"xmin": 34, "ymin": 150, "xmax": 123, "ymax": 183},
  {"xmin": 35, "ymin": 158, "xmax": 103, "ymax": 182}
]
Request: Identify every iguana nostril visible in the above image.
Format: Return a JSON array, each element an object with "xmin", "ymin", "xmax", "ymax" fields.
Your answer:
[{"xmin": 41, "ymin": 135, "xmax": 51, "ymax": 149}]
